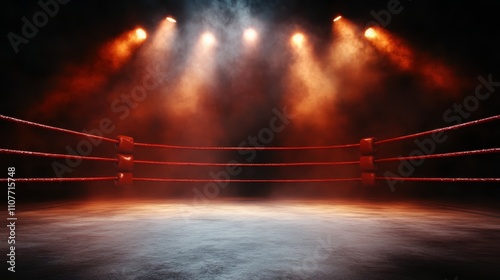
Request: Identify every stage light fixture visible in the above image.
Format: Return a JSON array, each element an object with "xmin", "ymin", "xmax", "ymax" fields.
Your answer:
[
  {"xmin": 202, "ymin": 32, "xmax": 216, "ymax": 46},
  {"xmin": 243, "ymin": 28, "xmax": 258, "ymax": 42},
  {"xmin": 135, "ymin": 28, "xmax": 147, "ymax": 41},
  {"xmin": 364, "ymin": 28, "xmax": 377, "ymax": 39},
  {"xmin": 292, "ymin": 33, "xmax": 305, "ymax": 46}
]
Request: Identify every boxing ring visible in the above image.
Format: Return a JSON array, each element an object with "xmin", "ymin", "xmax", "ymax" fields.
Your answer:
[
  {"xmin": 1, "ymin": 114, "xmax": 499, "ymax": 187},
  {"xmin": 3, "ymin": 113, "xmax": 500, "ymax": 279}
]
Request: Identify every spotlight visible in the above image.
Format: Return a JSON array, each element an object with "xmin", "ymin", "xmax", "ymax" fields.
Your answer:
[
  {"xmin": 166, "ymin": 17, "xmax": 176, "ymax": 23},
  {"xmin": 364, "ymin": 28, "xmax": 377, "ymax": 39},
  {"xmin": 135, "ymin": 28, "xmax": 147, "ymax": 40},
  {"xmin": 291, "ymin": 33, "xmax": 305, "ymax": 46},
  {"xmin": 243, "ymin": 28, "xmax": 258, "ymax": 42},
  {"xmin": 333, "ymin": 16, "xmax": 342, "ymax": 22},
  {"xmin": 202, "ymin": 32, "xmax": 216, "ymax": 46}
]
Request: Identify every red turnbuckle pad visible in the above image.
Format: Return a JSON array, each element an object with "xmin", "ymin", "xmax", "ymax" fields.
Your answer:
[
  {"xmin": 360, "ymin": 137, "xmax": 377, "ymax": 156},
  {"xmin": 116, "ymin": 135, "xmax": 134, "ymax": 154},
  {"xmin": 116, "ymin": 154, "xmax": 134, "ymax": 172},
  {"xmin": 360, "ymin": 156, "xmax": 376, "ymax": 172},
  {"xmin": 116, "ymin": 135, "xmax": 134, "ymax": 187},
  {"xmin": 115, "ymin": 172, "xmax": 133, "ymax": 187},
  {"xmin": 361, "ymin": 172, "xmax": 376, "ymax": 187}
]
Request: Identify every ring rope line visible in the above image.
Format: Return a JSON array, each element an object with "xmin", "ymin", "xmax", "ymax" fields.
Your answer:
[
  {"xmin": 2, "ymin": 177, "xmax": 498, "ymax": 184},
  {"xmin": 4, "ymin": 146, "xmax": 497, "ymax": 167},
  {"xmin": 133, "ymin": 142, "xmax": 360, "ymax": 151},
  {"xmin": 376, "ymin": 177, "xmax": 500, "ymax": 183},
  {"xmin": 0, "ymin": 114, "xmax": 118, "ymax": 144},
  {"xmin": 3, "ymin": 146, "xmax": 498, "ymax": 169},
  {"xmin": 375, "ymin": 148, "xmax": 500, "ymax": 163},
  {"xmin": 0, "ymin": 148, "xmax": 360, "ymax": 167},
  {"xmin": 134, "ymin": 159, "xmax": 360, "ymax": 167},
  {"xmin": 0, "ymin": 177, "xmax": 116, "ymax": 183},
  {"xmin": 2, "ymin": 113, "xmax": 499, "ymax": 150},
  {"xmin": 376, "ymin": 115, "xmax": 500, "ymax": 145},
  {"xmin": 0, "ymin": 148, "xmax": 117, "ymax": 162},
  {"xmin": 0, "ymin": 114, "xmax": 360, "ymax": 150},
  {"xmin": 134, "ymin": 178, "xmax": 361, "ymax": 183}
]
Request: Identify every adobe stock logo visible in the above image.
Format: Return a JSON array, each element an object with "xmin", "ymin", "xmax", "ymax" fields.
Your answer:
[
  {"xmin": 290, "ymin": 234, "xmax": 334, "ymax": 277},
  {"xmin": 7, "ymin": 0, "xmax": 71, "ymax": 54}
]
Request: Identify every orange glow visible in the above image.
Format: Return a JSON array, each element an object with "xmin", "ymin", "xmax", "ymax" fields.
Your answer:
[
  {"xmin": 28, "ymin": 26, "xmax": 151, "ymax": 119},
  {"xmin": 105, "ymin": 28, "xmax": 148, "ymax": 68},
  {"xmin": 420, "ymin": 61, "xmax": 460, "ymax": 93},
  {"xmin": 333, "ymin": 16, "xmax": 342, "ymax": 22},
  {"xmin": 364, "ymin": 28, "xmax": 377, "ymax": 39},
  {"xmin": 201, "ymin": 32, "xmax": 216, "ymax": 46},
  {"xmin": 146, "ymin": 16, "xmax": 177, "ymax": 60},
  {"xmin": 170, "ymin": 30, "xmax": 218, "ymax": 114},
  {"xmin": 365, "ymin": 27, "xmax": 459, "ymax": 94},
  {"xmin": 243, "ymin": 28, "xmax": 258, "ymax": 42},
  {"xmin": 330, "ymin": 18, "xmax": 375, "ymax": 70},
  {"xmin": 365, "ymin": 27, "xmax": 413, "ymax": 70},
  {"xmin": 286, "ymin": 31, "xmax": 336, "ymax": 122},
  {"xmin": 291, "ymin": 33, "xmax": 305, "ymax": 47},
  {"xmin": 166, "ymin": 17, "xmax": 176, "ymax": 23}
]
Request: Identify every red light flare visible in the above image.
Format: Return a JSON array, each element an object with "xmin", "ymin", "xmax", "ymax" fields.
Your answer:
[
  {"xmin": 365, "ymin": 27, "xmax": 461, "ymax": 94},
  {"xmin": 105, "ymin": 27, "xmax": 148, "ymax": 68},
  {"xmin": 29, "ymin": 27, "xmax": 147, "ymax": 119},
  {"xmin": 419, "ymin": 60, "xmax": 461, "ymax": 94},
  {"xmin": 364, "ymin": 26, "xmax": 413, "ymax": 70}
]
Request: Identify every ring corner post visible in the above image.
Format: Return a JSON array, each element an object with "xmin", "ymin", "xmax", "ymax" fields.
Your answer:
[
  {"xmin": 115, "ymin": 135, "xmax": 134, "ymax": 187},
  {"xmin": 360, "ymin": 137, "xmax": 377, "ymax": 187}
]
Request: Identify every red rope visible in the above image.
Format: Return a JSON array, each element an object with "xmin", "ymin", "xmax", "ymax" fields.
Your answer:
[
  {"xmin": 0, "ymin": 114, "xmax": 118, "ymax": 143},
  {"xmin": 0, "ymin": 177, "xmax": 116, "ymax": 183},
  {"xmin": 0, "ymin": 148, "xmax": 117, "ymax": 162},
  {"xmin": 375, "ymin": 148, "xmax": 500, "ymax": 163},
  {"xmin": 134, "ymin": 142, "xmax": 359, "ymax": 150},
  {"xmin": 134, "ymin": 178, "xmax": 361, "ymax": 183},
  {"xmin": 376, "ymin": 115, "xmax": 500, "ymax": 145},
  {"xmin": 376, "ymin": 177, "xmax": 500, "ymax": 183},
  {"xmin": 134, "ymin": 159, "xmax": 359, "ymax": 167},
  {"xmin": 3, "ymin": 176, "xmax": 498, "ymax": 184}
]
